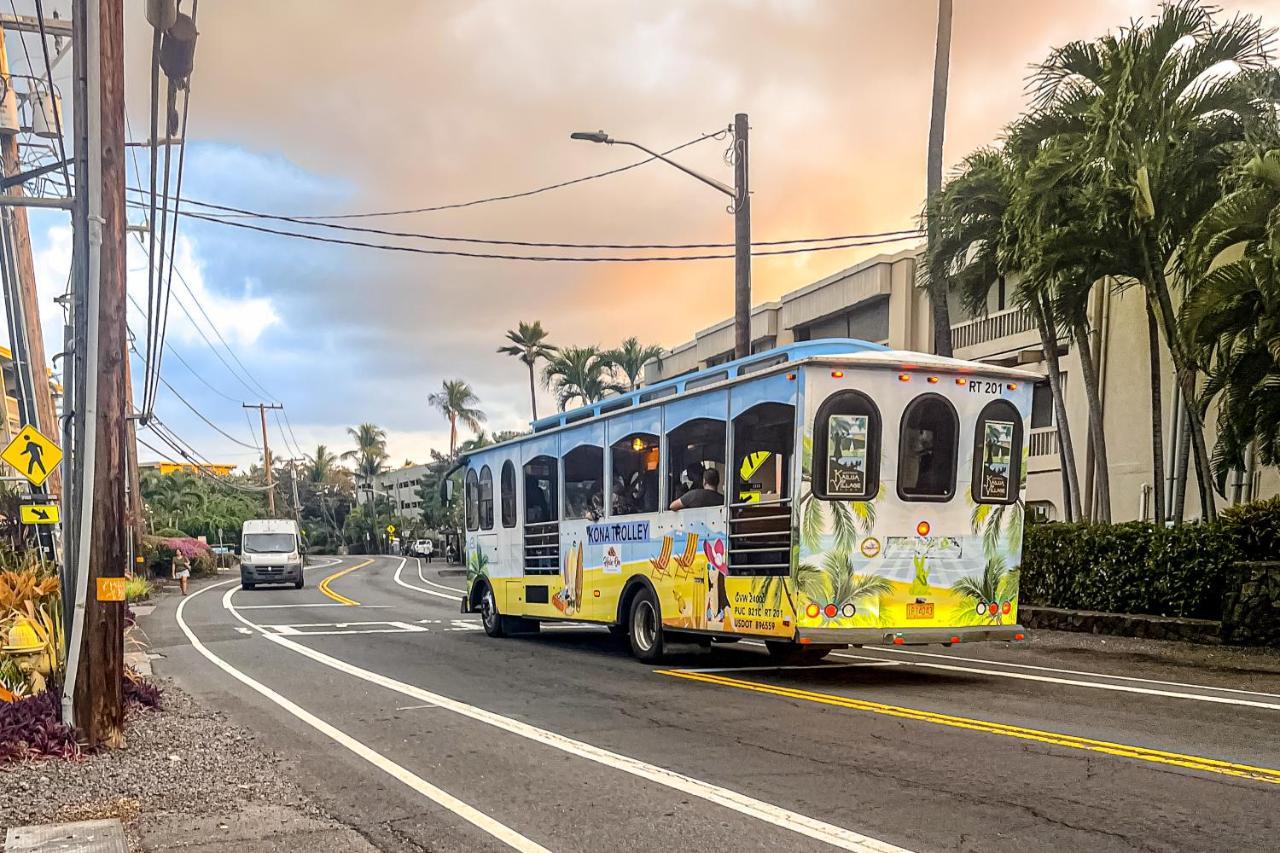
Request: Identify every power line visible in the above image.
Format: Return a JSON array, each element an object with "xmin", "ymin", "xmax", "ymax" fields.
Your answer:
[
  {"xmin": 136, "ymin": 434, "xmax": 272, "ymax": 494},
  {"xmin": 175, "ymin": 212, "xmax": 925, "ymax": 263},
  {"xmin": 199, "ymin": 130, "xmax": 729, "ymax": 221},
  {"xmin": 126, "ymin": 286, "xmax": 243, "ymax": 405},
  {"xmin": 125, "ymin": 190, "xmax": 923, "ymax": 251},
  {"xmin": 126, "ymin": 341, "xmax": 257, "ymax": 450}
]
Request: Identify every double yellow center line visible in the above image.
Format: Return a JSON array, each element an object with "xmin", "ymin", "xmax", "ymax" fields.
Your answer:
[
  {"xmin": 658, "ymin": 669, "xmax": 1280, "ymax": 786},
  {"xmin": 318, "ymin": 559, "xmax": 374, "ymax": 606}
]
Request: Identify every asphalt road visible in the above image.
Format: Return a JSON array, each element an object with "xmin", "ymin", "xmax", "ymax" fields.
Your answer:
[{"xmin": 143, "ymin": 555, "xmax": 1280, "ymax": 852}]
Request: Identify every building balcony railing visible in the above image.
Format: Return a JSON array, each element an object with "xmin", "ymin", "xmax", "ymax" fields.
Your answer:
[
  {"xmin": 1028, "ymin": 427, "xmax": 1058, "ymax": 458},
  {"xmin": 951, "ymin": 307, "xmax": 1036, "ymax": 350}
]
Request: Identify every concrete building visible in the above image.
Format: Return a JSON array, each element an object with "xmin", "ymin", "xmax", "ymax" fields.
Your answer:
[
  {"xmin": 643, "ymin": 249, "xmax": 1277, "ymax": 522},
  {"xmin": 358, "ymin": 463, "xmax": 432, "ymax": 522}
]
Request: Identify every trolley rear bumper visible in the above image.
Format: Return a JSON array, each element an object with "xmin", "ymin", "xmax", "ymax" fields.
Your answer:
[{"xmin": 795, "ymin": 624, "xmax": 1028, "ymax": 646}]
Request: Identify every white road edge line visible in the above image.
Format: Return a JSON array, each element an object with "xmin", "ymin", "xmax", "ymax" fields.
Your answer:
[
  {"xmin": 179, "ymin": 562, "xmax": 554, "ymax": 853},
  {"xmin": 236, "ymin": 603, "xmax": 392, "ymax": 610},
  {"xmin": 393, "ymin": 558, "xmax": 464, "ymax": 601},
  {"xmin": 870, "ymin": 646, "xmax": 1280, "ymax": 700},
  {"xmin": 224, "ymin": 559, "xmax": 912, "ymax": 853},
  {"xmin": 416, "ymin": 557, "xmax": 469, "ymax": 595}
]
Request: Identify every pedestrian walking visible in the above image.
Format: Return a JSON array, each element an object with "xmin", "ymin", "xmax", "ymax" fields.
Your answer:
[{"xmin": 172, "ymin": 551, "xmax": 191, "ymax": 596}]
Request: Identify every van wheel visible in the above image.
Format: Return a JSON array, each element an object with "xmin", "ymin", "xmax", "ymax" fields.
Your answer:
[
  {"xmin": 480, "ymin": 584, "xmax": 506, "ymax": 638},
  {"xmin": 294, "ymin": 577, "xmax": 304, "ymax": 590},
  {"xmin": 241, "ymin": 582, "xmax": 255, "ymax": 591},
  {"xmin": 628, "ymin": 587, "xmax": 665, "ymax": 662},
  {"xmin": 765, "ymin": 641, "xmax": 832, "ymax": 664}
]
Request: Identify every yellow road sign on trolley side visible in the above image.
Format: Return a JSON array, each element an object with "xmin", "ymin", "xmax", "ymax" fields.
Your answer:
[
  {"xmin": 1, "ymin": 424, "xmax": 62, "ymax": 487},
  {"xmin": 19, "ymin": 504, "xmax": 59, "ymax": 525}
]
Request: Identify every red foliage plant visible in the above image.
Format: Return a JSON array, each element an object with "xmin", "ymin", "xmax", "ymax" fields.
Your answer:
[{"xmin": 0, "ymin": 690, "xmax": 79, "ymax": 763}]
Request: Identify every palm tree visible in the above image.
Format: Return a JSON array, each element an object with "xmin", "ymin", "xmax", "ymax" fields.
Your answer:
[
  {"xmin": 1023, "ymin": 2, "xmax": 1274, "ymax": 518},
  {"xmin": 600, "ymin": 337, "xmax": 664, "ymax": 392},
  {"xmin": 951, "ymin": 557, "xmax": 1018, "ymax": 626},
  {"xmin": 428, "ymin": 379, "xmax": 486, "ymax": 458},
  {"xmin": 542, "ymin": 346, "xmax": 611, "ymax": 410},
  {"xmin": 341, "ymin": 423, "xmax": 388, "ymax": 489},
  {"xmin": 498, "ymin": 321, "xmax": 557, "ymax": 421},
  {"xmin": 923, "ymin": 144, "xmax": 1088, "ymax": 521},
  {"xmin": 1184, "ymin": 148, "xmax": 1280, "ymax": 489},
  {"xmin": 796, "ymin": 551, "xmax": 892, "ymax": 624},
  {"xmin": 304, "ymin": 444, "xmax": 340, "ymax": 485},
  {"xmin": 924, "ymin": 0, "xmax": 955, "ymax": 357}
]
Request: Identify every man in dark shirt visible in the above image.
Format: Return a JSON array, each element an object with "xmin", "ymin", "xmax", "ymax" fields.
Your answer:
[{"xmin": 670, "ymin": 468, "xmax": 722, "ymax": 510}]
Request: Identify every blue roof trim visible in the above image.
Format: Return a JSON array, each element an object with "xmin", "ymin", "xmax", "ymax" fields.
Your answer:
[{"xmin": 530, "ymin": 338, "xmax": 887, "ymax": 432}]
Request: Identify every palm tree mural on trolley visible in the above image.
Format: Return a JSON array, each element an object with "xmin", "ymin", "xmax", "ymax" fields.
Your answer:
[
  {"xmin": 950, "ymin": 556, "xmax": 1019, "ymax": 626},
  {"xmin": 796, "ymin": 551, "xmax": 892, "ymax": 627}
]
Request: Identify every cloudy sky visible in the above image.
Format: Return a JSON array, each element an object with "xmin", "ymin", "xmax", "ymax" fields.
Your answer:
[{"xmin": 14, "ymin": 0, "xmax": 1280, "ymax": 468}]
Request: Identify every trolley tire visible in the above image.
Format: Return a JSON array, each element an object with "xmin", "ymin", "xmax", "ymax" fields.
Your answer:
[
  {"xmin": 628, "ymin": 586, "xmax": 665, "ymax": 662},
  {"xmin": 480, "ymin": 583, "xmax": 507, "ymax": 638},
  {"xmin": 765, "ymin": 641, "xmax": 832, "ymax": 664}
]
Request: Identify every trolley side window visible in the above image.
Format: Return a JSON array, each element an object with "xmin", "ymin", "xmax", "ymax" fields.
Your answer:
[
  {"xmin": 478, "ymin": 465, "xmax": 494, "ymax": 530},
  {"xmin": 464, "ymin": 467, "xmax": 479, "ymax": 531},
  {"xmin": 564, "ymin": 445, "xmax": 605, "ymax": 520},
  {"xmin": 610, "ymin": 433, "xmax": 660, "ymax": 515},
  {"xmin": 732, "ymin": 402, "xmax": 794, "ymax": 504},
  {"xmin": 667, "ymin": 417, "xmax": 727, "ymax": 509},
  {"xmin": 814, "ymin": 390, "xmax": 881, "ymax": 501},
  {"xmin": 897, "ymin": 394, "xmax": 959, "ymax": 501},
  {"xmin": 972, "ymin": 399, "xmax": 1022, "ymax": 505},
  {"xmin": 500, "ymin": 460, "xmax": 517, "ymax": 528},
  {"xmin": 523, "ymin": 456, "xmax": 558, "ymax": 524}
]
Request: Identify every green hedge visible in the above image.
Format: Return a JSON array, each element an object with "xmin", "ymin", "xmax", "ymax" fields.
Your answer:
[{"xmin": 1021, "ymin": 496, "xmax": 1280, "ymax": 620}]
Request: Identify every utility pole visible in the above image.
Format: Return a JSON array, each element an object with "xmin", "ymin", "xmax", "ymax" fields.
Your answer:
[
  {"xmin": 243, "ymin": 402, "xmax": 281, "ymax": 515},
  {"xmin": 68, "ymin": 0, "xmax": 126, "ymax": 747},
  {"xmin": 732, "ymin": 113, "xmax": 751, "ymax": 360},
  {"xmin": 0, "ymin": 21, "xmax": 63, "ymax": 496},
  {"xmin": 925, "ymin": 0, "xmax": 954, "ymax": 358}
]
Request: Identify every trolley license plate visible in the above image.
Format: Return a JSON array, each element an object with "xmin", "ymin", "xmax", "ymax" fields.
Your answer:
[{"xmin": 906, "ymin": 602, "xmax": 934, "ymax": 620}]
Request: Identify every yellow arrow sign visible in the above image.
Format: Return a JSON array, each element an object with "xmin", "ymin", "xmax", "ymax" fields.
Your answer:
[
  {"xmin": 1, "ymin": 424, "xmax": 62, "ymax": 487},
  {"xmin": 19, "ymin": 504, "xmax": 59, "ymax": 525}
]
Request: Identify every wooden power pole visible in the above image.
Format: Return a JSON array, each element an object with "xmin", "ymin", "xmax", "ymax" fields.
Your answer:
[
  {"xmin": 0, "ymin": 22, "xmax": 62, "ymax": 496},
  {"xmin": 732, "ymin": 113, "xmax": 751, "ymax": 360},
  {"xmin": 244, "ymin": 402, "xmax": 282, "ymax": 515},
  {"xmin": 72, "ymin": 0, "xmax": 126, "ymax": 747}
]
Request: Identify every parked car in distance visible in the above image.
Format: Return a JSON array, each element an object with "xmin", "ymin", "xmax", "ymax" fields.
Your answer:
[{"xmin": 410, "ymin": 539, "xmax": 435, "ymax": 560}]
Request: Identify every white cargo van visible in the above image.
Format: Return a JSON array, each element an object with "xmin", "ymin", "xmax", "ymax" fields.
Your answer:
[{"xmin": 240, "ymin": 518, "xmax": 304, "ymax": 590}]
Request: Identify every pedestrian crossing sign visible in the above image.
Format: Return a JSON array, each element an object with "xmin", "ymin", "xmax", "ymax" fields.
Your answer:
[{"xmin": 1, "ymin": 424, "xmax": 62, "ymax": 487}]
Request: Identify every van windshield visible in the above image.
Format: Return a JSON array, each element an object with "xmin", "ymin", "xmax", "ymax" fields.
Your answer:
[{"xmin": 243, "ymin": 533, "xmax": 296, "ymax": 554}]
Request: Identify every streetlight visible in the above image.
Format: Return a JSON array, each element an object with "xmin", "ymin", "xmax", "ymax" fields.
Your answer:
[{"xmin": 571, "ymin": 114, "xmax": 752, "ymax": 359}]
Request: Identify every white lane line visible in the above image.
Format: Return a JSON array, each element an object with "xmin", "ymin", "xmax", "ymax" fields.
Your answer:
[
  {"xmin": 825, "ymin": 651, "xmax": 1280, "ymax": 711},
  {"xmin": 417, "ymin": 557, "xmax": 468, "ymax": 594},
  {"xmin": 870, "ymin": 646, "xmax": 1280, "ymax": 700},
  {"xmin": 237, "ymin": 603, "xmax": 393, "ymax": 610},
  {"xmin": 177, "ymin": 576, "xmax": 552, "ymax": 853},
  {"xmin": 222, "ymin": 593, "xmax": 911, "ymax": 853},
  {"xmin": 394, "ymin": 557, "xmax": 464, "ymax": 601}
]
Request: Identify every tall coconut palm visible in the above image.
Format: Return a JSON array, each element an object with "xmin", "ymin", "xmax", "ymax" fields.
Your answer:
[
  {"xmin": 428, "ymin": 379, "xmax": 486, "ymax": 458},
  {"xmin": 542, "ymin": 346, "xmax": 611, "ymax": 410},
  {"xmin": 1023, "ymin": 1, "xmax": 1274, "ymax": 518},
  {"xmin": 341, "ymin": 423, "xmax": 388, "ymax": 487},
  {"xmin": 498, "ymin": 321, "xmax": 557, "ymax": 421},
  {"xmin": 304, "ymin": 444, "xmax": 340, "ymax": 485},
  {"xmin": 601, "ymin": 337, "xmax": 664, "ymax": 392},
  {"xmin": 924, "ymin": 0, "xmax": 955, "ymax": 357}
]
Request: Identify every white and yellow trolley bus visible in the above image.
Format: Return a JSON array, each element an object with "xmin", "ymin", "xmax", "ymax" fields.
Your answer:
[{"xmin": 456, "ymin": 339, "xmax": 1036, "ymax": 662}]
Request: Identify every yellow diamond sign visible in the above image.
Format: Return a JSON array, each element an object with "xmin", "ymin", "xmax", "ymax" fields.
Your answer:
[
  {"xmin": 19, "ymin": 504, "xmax": 59, "ymax": 525},
  {"xmin": 1, "ymin": 424, "xmax": 62, "ymax": 487}
]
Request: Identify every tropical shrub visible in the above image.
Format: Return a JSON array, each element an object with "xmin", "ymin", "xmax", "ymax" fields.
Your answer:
[
  {"xmin": 140, "ymin": 536, "xmax": 216, "ymax": 579},
  {"xmin": 0, "ymin": 689, "xmax": 78, "ymax": 762},
  {"xmin": 1021, "ymin": 498, "xmax": 1280, "ymax": 619},
  {"xmin": 124, "ymin": 667, "xmax": 162, "ymax": 709},
  {"xmin": 124, "ymin": 576, "xmax": 153, "ymax": 603}
]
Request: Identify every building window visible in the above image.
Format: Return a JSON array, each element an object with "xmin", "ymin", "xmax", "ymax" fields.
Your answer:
[
  {"xmin": 732, "ymin": 403, "xmax": 794, "ymax": 504},
  {"xmin": 610, "ymin": 433, "xmax": 660, "ymax": 515},
  {"xmin": 478, "ymin": 465, "xmax": 494, "ymax": 530},
  {"xmin": 972, "ymin": 400, "xmax": 1022, "ymax": 505},
  {"xmin": 501, "ymin": 461, "xmax": 517, "ymax": 528},
  {"xmin": 523, "ymin": 455, "xmax": 558, "ymax": 524},
  {"xmin": 1030, "ymin": 380, "xmax": 1055, "ymax": 429},
  {"xmin": 667, "ymin": 417, "xmax": 726, "ymax": 508},
  {"xmin": 814, "ymin": 391, "xmax": 881, "ymax": 501},
  {"xmin": 464, "ymin": 468, "xmax": 479, "ymax": 531},
  {"xmin": 897, "ymin": 394, "xmax": 959, "ymax": 501},
  {"xmin": 563, "ymin": 445, "xmax": 604, "ymax": 520}
]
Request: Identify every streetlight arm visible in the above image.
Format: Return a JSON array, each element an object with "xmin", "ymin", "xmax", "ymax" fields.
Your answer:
[{"xmin": 609, "ymin": 138, "xmax": 736, "ymax": 198}]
